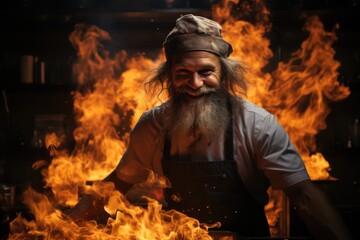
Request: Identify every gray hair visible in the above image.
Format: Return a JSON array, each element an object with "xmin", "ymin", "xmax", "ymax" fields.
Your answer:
[{"xmin": 145, "ymin": 57, "xmax": 248, "ymax": 98}]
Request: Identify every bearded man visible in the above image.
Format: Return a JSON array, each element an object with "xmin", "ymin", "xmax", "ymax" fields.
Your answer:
[{"xmin": 70, "ymin": 14, "xmax": 352, "ymax": 239}]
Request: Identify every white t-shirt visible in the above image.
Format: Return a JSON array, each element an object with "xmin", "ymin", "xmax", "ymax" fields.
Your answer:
[{"xmin": 115, "ymin": 98, "xmax": 310, "ymax": 204}]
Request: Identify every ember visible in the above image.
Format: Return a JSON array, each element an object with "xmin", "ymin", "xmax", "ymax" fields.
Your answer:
[{"xmin": 8, "ymin": 0, "xmax": 350, "ymax": 239}]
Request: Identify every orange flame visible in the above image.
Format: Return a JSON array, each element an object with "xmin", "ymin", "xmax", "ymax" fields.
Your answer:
[
  {"xmin": 213, "ymin": 0, "xmax": 350, "ymax": 180},
  {"xmin": 9, "ymin": 185, "xmax": 217, "ymax": 239},
  {"xmin": 9, "ymin": 0, "xmax": 350, "ymax": 239},
  {"xmin": 37, "ymin": 25, "xmax": 164, "ymax": 207},
  {"xmin": 212, "ymin": 0, "xmax": 349, "ymax": 236},
  {"xmin": 268, "ymin": 16, "xmax": 350, "ymax": 179}
]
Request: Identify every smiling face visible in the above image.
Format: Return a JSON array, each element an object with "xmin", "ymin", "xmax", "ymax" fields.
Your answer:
[
  {"xmin": 164, "ymin": 51, "xmax": 229, "ymax": 141},
  {"xmin": 170, "ymin": 51, "xmax": 222, "ymax": 98}
]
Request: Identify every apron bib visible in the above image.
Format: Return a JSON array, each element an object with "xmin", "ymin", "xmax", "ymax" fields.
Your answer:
[{"xmin": 162, "ymin": 102, "xmax": 270, "ymax": 237}]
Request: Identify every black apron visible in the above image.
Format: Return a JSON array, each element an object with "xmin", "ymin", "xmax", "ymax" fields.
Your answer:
[{"xmin": 162, "ymin": 103, "xmax": 270, "ymax": 237}]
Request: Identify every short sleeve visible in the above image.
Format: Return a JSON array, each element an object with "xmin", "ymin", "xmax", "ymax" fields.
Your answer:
[
  {"xmin": 255, "ymin": 114, "xmax": 309, "ymax": 189},
  {"xmin": 115, "ymin": 110, "xmax": 163, "ymax": 184}
]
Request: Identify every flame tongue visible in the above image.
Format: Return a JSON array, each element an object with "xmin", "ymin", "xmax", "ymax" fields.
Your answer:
[
  {"xmin": 213, "ymin": 1, "xmax": 349, "ymax": 236},
  {"xmin": 10, "ymin": 182, "xmax": 217, "ymax": 239},
  {"xmin": 267, "ymin": 16, "xmax": 349, "ymax": 179},
  {"xmin": 214, "ymin": 2, "xmax": 350, "ymax": 180}
]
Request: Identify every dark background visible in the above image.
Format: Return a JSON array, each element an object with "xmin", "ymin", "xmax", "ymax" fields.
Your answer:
[{"xmin": 0, "ymin": 0, "xmax": 359, "ymax": 239}]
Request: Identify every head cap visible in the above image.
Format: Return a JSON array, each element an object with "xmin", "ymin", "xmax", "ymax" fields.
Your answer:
[{"xmin": 164, "ymin": 14, "xmax": 233, "ymax": 60}]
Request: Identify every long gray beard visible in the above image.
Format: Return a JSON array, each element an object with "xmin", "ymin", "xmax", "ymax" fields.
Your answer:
[{"xmin": 164, "ymin": 88, "xmax": 230, "ymax": 141}]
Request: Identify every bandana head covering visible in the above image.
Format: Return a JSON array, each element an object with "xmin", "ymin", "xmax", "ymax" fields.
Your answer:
[{"xmin": 164, "ymin": 14, "xmax": 233, "ymax": 60}]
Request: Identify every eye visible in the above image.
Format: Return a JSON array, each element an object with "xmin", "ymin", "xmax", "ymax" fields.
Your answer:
[
  {"xmin": 175, "ymin": 69, "xmax": 190, "ymax": 75},
  {"xmin": 198, "ymin": 69, "xmax": 213, "ymax": 76}
]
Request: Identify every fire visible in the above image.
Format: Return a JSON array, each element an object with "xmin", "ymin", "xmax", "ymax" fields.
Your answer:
[
  {"xmin": 10, "ymin": 177, "xmax": 216, "ymax": 239},
  {"xmin": 213, "ymin": 0, "xmax": 273, "ymax": 102},
  {"xmin": 268, "ymin": 16, "xmax": 350, "ymax": 179},
  {"xmin": 213, "ymin": 0, "xmax": 349, "ymax": 236},
  {"xmin": 10, "ymin": 20, "xmax": 221, "ymax": 240},
  {"xmin": 8, "ymin": 0, "xmax": 350, "ymax": 239},
  {"xmin": 214, "ymin": 0, "xmax": 349, "ymax": 180}
]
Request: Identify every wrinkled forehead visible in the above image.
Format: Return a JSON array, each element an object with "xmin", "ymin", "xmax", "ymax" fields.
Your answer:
[{"xmin": 170, "ymin": 51, "xmax": 221, "ymax": 68}]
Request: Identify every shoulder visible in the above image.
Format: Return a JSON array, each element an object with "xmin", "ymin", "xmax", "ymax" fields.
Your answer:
[
  {"xmin": 133, "ymin": 102, "xmax": 168, "ymax": 134},
  {"xmin": 232, "ymin": 98, "xmax": 277, "ymax": 130},
  {"xmin": 239, "ymin": 99, "xmax": 271, "ymax": 119},
  {"xmin": 232, "ymin": 98, "xmax": 290, "ymax": 150}
]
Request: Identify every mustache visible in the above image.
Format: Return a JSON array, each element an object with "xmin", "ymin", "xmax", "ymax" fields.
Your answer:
[
  {"xmin": 164, "ymin": 87, "xmax": 231, "ymax": 141},
  {"xmin": 176, "ymin": 85, "xmax": 217, "ymax": 96}
]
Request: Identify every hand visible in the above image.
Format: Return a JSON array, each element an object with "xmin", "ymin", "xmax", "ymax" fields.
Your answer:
[
  {"xmin": 69, "ymin": 193, "xmax": 110, "ymax": 224},
  {"xmin": 284, "ymin": 180, "xmax": 353, "ymax": 240}
]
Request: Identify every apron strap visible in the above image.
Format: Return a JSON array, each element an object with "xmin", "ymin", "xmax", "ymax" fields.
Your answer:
[
  {"xmin": 163, "ymin": 133, "xmax": 171, "ymax": 162},
  {"xmin": 224, "ymin": 98, "xmax": 233, "ymax": 161}
]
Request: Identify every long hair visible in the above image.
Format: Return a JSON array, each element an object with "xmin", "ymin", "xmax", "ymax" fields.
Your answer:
[{"xmin": 145, "ymin": 56, "xmax": 248, "ymax": 98}]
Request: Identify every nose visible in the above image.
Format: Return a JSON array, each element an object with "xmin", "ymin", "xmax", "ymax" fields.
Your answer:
[{"xmin": 188, "ymin": 72, "xmax": 204, "ymax": 89}]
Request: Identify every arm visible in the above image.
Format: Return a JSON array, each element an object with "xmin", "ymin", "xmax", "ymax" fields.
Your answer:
[
  {"xmin": 284, "ymin": 179, "xmax": 352, "ymax": 240},
  {"xmin": 69, "ymin": 110, "xmax": 161, "ymax": 223},
  {"xmin": 69, "ymin": 170, "xmax": 133, "ymax": 223}
]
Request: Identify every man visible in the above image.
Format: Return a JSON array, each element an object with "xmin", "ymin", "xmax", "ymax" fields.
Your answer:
[{"xmin": 70, "ymin": 14, "xmax": 352, "ymax": 239}]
